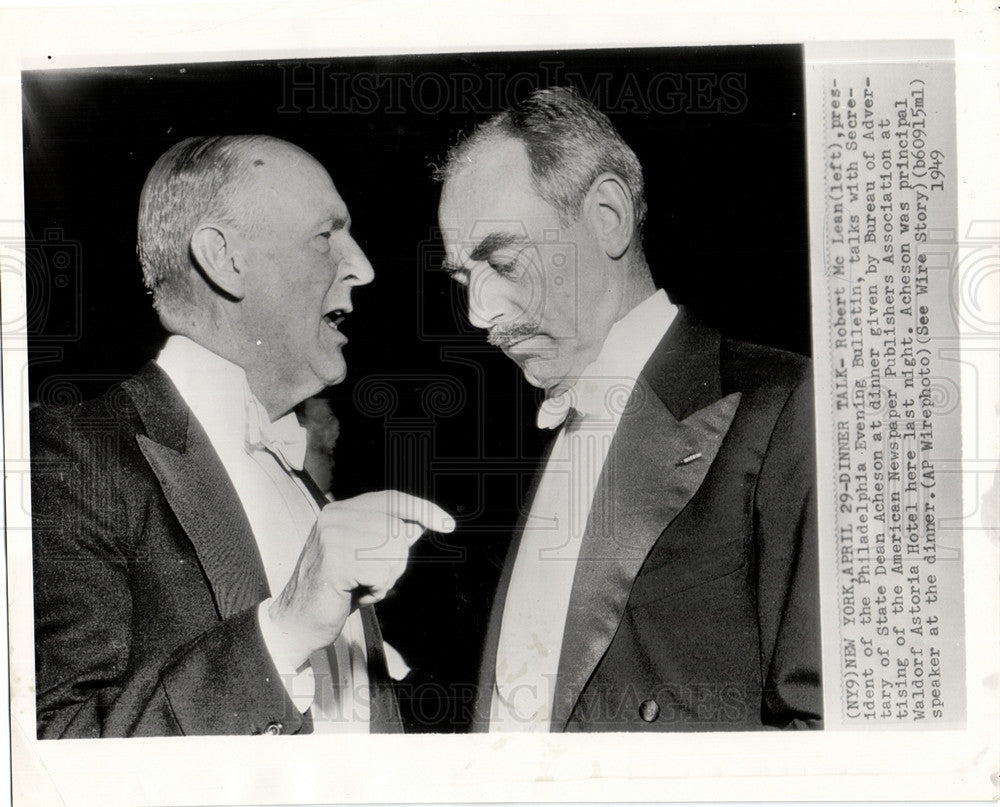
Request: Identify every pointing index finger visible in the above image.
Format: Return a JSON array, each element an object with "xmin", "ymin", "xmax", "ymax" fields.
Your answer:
[{"xmin": 339, "ymin": 490, "xmax": 456, "ymax": 534}]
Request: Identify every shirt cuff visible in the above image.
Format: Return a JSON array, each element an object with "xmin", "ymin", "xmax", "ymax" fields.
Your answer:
[{"xmin": 257, "ymin": 599, "xmax": 316, "ymax": 715}]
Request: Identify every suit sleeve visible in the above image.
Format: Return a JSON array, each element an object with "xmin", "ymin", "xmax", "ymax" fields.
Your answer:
[
  {"xmin": 31, "ymin": 409, "xmax": 309, "ymax": 738},
  {"xmin": 753, "ymin": 374, "xmax": 824, "ymax": 729}
]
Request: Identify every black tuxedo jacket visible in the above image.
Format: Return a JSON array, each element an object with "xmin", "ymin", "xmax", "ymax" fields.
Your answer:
[
  {"xmin": 473, "ymin": 308, "xmax": 823, "ymax": 731},
  {"xmin": 31, "ymin": 362, "xmax": 401, "ymax": 737}
]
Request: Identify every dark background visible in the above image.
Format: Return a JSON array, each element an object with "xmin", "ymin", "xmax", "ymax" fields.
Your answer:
[{"xmin": 22, "ymin": 45, "xmax": 811, "ymax": 731}]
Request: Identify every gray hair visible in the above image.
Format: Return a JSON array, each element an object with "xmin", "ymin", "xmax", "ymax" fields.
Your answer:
[
  {"xmin": 435, "ymin": 86, "xmax": 647, "ymax": 231},
  {"xmin": 136, "ymin": 134, "xmax": 278, "ymax": 319}
]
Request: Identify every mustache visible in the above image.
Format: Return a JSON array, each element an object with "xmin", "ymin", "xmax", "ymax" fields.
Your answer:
[{"xmin": 487, "ymin": 322, "xmax": 540, "ymax": 348}]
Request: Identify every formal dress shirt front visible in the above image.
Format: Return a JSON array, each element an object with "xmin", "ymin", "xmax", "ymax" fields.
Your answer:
[
  {"xmin": 491, "ymin": 290, "xmax": 678, "ymax": 731},
  {"xmin": 157, "ymin": 335, "xmax": 370, "ymax": 732}
]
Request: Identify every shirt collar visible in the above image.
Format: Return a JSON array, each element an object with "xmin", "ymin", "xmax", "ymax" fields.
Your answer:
[
  {"xmin": 156, "ymin": 335, "xmax": 307, "ymax": 471},
  {"xmin": 537, "ymin": 289, "xmax": 677, "ymax": 429}
]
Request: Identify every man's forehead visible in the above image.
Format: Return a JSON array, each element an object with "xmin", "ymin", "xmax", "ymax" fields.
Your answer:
[
  {"xmin": 240, "ymin": 144, "xmax": 345, "ymax": 217},
  {"xmin": 440, "ymin": 137, "xmax": 532, "ymax": 206},
  {"xmin": 246, "ymin": 139, "xmax": 316, "ymax": 170},
  {"xmin": 440, "ymin": 177, "xmax": 552, "ymax": 253},
  {"xmin": 440, "ymin": 187, "xmax": 562, "ymax": 267}
]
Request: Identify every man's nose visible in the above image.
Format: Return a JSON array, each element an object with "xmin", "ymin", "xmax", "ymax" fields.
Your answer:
[
  {"xmin": 466, "ymin": 264, "xmax": 518, "ymax": 330},
  {"xmin": 337, "ymin": 236, "xmax": 375, "ymax": 287}
]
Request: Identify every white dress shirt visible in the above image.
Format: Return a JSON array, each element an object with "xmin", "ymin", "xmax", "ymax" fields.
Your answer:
[
  {"xmin": 157, "ymin": 335, "xmax": 370, "ymax": 732},
  {"xmin": 491, "ymin": 290, "xmax": 677, "ymax": 731}
]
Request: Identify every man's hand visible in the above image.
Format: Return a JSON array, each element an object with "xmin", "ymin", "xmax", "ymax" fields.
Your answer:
[{"xmin": 266, "ymin": 490, "xmax": 455, "ymax": 668}]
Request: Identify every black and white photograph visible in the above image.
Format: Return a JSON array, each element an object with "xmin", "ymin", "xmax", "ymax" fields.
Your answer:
[
  {"xmin": 22, "ymin": 45, "xmax": 820, "ymax": 738},
  {"xmin": 1, "ymin": 2, "xmax": 996, "ymax": 805}
]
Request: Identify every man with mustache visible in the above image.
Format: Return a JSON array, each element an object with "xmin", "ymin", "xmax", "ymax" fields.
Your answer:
[
  {"xmin": 31, "ymin": 135, "xmax": 453, "ymax": 737},
  {"xmin": 437, "ymin": 87, "xmax": 822, "ymax": 731}
]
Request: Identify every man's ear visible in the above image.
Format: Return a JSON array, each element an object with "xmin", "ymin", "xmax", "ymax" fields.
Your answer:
[
  {"xmin": 583, "ymin": 173, "xmax": 635, "ymax": 260},
  {"xmin": 190, "ymin": 225, "xmax": 246, "ymax": 300}
]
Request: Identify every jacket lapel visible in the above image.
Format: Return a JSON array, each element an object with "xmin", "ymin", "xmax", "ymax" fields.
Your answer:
[
  {"xmin": 551, "ymin": 308, "xmax": 742, "ymax": 730},
  {"xmin": 126, "ymin": 362, "xmax": 402, "ymax": 732},
  {"xmin": 125, "ymin": 362, "xmax": 269, "ymax": 619}
]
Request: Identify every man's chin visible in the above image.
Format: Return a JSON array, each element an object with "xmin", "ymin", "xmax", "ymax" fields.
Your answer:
[
  {"xmin": 324, "ymin": 367, "xmax": 347, "ymax": 387},
  {"xmin": 314, "ymin": 355, "xmax": 347, "ymax": 389},
  {"xmin": 517, "ymin": 357, "xmax": 564, "ymax": 393},
  {"xmin": 521, "ymin": 371, "xmax": 547, "ymax": 389}
]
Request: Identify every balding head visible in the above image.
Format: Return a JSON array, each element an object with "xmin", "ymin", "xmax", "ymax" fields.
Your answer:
[
  {"xmin": 139, "ymin": 134, "xmax": 374, "ymax": 418},
  {"xmin": 137, "ymin": 135, "xmax": 313, "ymax": 329}
]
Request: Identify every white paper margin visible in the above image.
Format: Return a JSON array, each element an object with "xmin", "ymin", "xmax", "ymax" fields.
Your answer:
[{"xmin": 1, "ymin": 2, "xmax": 997, "ymax": 804}]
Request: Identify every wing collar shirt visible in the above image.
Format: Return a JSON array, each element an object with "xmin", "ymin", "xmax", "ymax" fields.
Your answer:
[
  {"xmin": 492, "ymin": 289, "xmax": 677, "ymax": 731},
  {"xmin": 157, "ymin": 335, "xmax": 371, "ymax": 733}
]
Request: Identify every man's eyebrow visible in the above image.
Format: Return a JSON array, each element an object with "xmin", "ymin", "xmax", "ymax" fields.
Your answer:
[
  {"xmin": 442, "ymin": 231, "xmax": 528, "ymax": 276},
  {"xmin": 469, "ymin": 231, "xmax": 527, "ymax": 263}
]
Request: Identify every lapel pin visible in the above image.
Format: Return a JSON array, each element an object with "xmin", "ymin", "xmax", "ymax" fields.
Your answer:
[{"xmin": 677, "ymin": 452, "xmax": 702, "ymax": 466}]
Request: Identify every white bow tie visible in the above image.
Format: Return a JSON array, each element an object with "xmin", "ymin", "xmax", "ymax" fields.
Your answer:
[
  {"xmin": 244, "ymin": 394, "xmax": 308, "ymax": 472},
  {"xmin": 536, "ymin": 390, "xmax": 591, "ymax": 430},
  {"xmin": 536, "ymin": 378, "xmax": 607, "ymax": 430},
  {"xmin": 537, "ymin": 373, "xmax": 645, "ymax": 430},
  {"xmin": 536, "ymin": 391, "xmax": 574, "ymax": 430}
]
